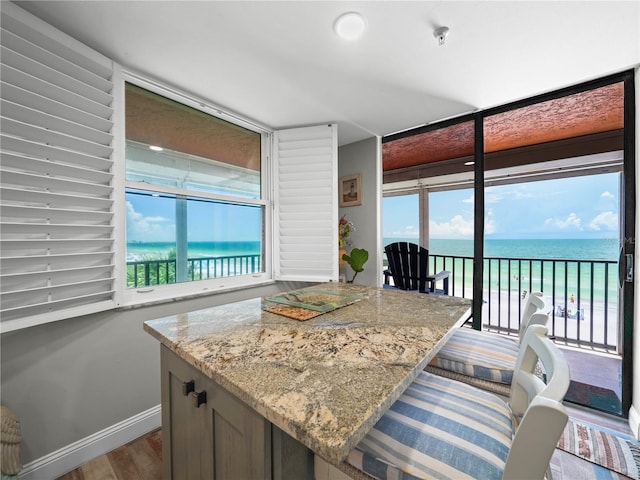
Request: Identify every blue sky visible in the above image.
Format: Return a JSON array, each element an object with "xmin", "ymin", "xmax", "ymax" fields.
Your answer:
[
  {"xmin": 384, "ymin": 173, "xmax": 620, "ymax": 240},
  {"xmin": 126, "ymin": 192, "xmax": 261, "ymax": 242},
  {"xmin": 126, "ymin": 172, "xmax": 620, "ymax": 243}
]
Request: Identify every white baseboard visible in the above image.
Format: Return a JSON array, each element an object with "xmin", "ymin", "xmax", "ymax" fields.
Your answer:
[
  {"xmin": 629, "ymin": 404, "xmax": 640, "ymax": 441},
  {"xmin": 19, "ymin": 405, "xmax": 161, "ymax": 480}
]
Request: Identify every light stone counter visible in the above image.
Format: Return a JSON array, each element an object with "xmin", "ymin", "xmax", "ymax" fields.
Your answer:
[{"xmin": 144, "ymin": 283, "xmax": 472, "ymax": 466}]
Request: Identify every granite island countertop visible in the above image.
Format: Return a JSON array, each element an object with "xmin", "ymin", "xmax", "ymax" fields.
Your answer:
[{"xmin": 143, "ymin": 283, "xmax": 472, "ymax": 466}]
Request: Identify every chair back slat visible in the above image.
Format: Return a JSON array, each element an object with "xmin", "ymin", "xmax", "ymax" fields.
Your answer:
[
  {"xmin": 384, "ymin": 242, "xmax": 429, "ymax": 292},
  {"xmin": 505, "ymin": 323, "xmax": 570, "ymax": 479}
]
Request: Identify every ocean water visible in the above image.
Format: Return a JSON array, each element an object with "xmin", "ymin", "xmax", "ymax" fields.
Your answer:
[
  {"xmin": 127, "ymin": 241, "xmax": 261, "ymax": 262},
  {"xmin": 383, "ymin": 237, "xmax": 620, "ymax": 302},
  {"xmin": 127, "ymin": 238, "xmax": 619, "ymax": 301},
  {"xmin": 403, "ymin": 237, "xmax": 619, "ymax": 262}
]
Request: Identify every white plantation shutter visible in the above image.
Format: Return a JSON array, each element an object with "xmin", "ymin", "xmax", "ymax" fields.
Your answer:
[
  {"xmin": 274, "ymin": 124, "xmax": 338, "ymax": 282},
  {"xmin": 0, "ymin": 3, "xmax": 116, "ymax": 332}
]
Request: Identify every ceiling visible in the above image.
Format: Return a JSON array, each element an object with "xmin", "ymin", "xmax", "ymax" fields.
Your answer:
[{"xmin": 13, "ymin": 1, "xmax": 640, "ymax": 146}]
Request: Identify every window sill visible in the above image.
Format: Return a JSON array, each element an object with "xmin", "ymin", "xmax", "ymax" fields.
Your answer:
[{"xmin": 118, "ymin": 278, "xmax": 276, "ymax": 311}]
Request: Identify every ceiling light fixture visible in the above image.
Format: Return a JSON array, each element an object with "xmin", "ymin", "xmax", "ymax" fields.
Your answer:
[
  {"xmin": 434, "ymin": 26, "xmax": 449, "ymax": 46},
  {"xmin": 334, "ymin": 12, "xmax": 367, "ymax": 40},
  {"xmin": 149, "ymin": 145, "xmax": 163, "ymax": 151}
]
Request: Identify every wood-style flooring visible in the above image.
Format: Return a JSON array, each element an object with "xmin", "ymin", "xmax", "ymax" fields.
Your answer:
[{"xmin": 56, "ymin": 429, "xmax": 162, "ymax": 480}]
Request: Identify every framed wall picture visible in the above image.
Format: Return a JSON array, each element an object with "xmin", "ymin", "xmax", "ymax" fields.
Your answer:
[{"xmin": 339, "ymin": 174, "xmax": 362, "ymax": 207}]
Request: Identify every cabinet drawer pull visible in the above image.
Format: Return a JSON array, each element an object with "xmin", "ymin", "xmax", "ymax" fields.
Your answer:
[
  {"xmin": 182, "ymin": 380, "xmax": 195, "ymax": 396},
  {"xmin": 192, "ymin": 390, "xmax": 207, "ymax": 408}
]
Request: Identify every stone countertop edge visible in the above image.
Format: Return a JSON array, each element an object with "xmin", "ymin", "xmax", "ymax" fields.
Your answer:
[{"xmin": 143, "ymin": 283, "xmax": 472, "ymax": 466}]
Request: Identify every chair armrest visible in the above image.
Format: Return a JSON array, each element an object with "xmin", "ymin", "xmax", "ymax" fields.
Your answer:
[
  {"xmin": 427, "ymin": 270, "xmax": 450, "ymax": 281},
  {"xmin": 425, "ymin": 270, "xmax": 450, "ymax": 294}
]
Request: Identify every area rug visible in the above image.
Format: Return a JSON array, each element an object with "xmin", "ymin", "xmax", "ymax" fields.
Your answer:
[
  {"xmin": 564, "ymin": 380, "xmax": 623, "ymax": 415},
  {"xmin": 557, "ymin": 418, "xmax": 640, "ymax": 479}
]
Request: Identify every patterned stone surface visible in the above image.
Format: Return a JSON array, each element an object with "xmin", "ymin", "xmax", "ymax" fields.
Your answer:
[{"xmin": 144, "ymin": 283, "xmax": 471, "ymax": 465}]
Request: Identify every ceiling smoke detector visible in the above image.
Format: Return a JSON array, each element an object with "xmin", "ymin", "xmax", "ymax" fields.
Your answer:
[{"xmin": 434, "ymin": 26, "xmax": 449, "ymax": 46}]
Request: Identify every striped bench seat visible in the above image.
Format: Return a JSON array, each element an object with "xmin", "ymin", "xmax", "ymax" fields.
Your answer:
[
  {"xmin": 347, "ymin": 371, "xmax": 515, "ymax": 480},
  {"xmin": 429, "ymin": 328, "xmax": 519, "ymax": 385},
  {"xmin": 427, "ymin": 295, "xmax": 551, "ymax": 396},
  {"xmin": 341, "ymin": 325, "xmax": 569, "ymax": 480}
]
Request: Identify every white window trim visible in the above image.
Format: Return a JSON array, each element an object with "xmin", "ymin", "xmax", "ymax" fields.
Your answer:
[{"xmin": 117, "ymin": 70, "xmax": 275, "ymax": 307}]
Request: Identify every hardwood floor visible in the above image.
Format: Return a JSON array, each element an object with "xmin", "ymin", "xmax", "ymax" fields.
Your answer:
[{"xmin": 56, "ymin": 429, "xmax": 162, "ymax": 480}]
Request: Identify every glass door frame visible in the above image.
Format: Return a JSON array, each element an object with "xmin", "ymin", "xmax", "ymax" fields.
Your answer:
[{"xmin": 472, "ymin": 70, "xmax": 635, "ymax": 416}]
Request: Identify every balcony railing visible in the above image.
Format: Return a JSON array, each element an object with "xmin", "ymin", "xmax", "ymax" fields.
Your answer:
[
  {"xmin": 131, "ymin": 252, "xmax": 618, "ymax": 351},
  {"xmin": 427, "ymin": 254, "xmax": 619, "ymax": 352},
  {"xmin": 127, "ymin": 254, "xmax": 262, "ymax": 288}
]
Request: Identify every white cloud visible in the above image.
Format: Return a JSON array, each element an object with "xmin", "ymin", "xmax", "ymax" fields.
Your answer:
[
  {"xmin": 512, "ymin": 191, "xmax": 534, "ymax": 200},
  {"xmin": 462, "ymin": 194, "xmax": 474, "ymax": 204},
  {"xmin": 485, "ymin": 192, "xmax": 503, "ymax": 204},
  {"xmin": 145, "ymin": 216, "xmax": 170, "ymax": 223},
  {"xmin": 430, "ymin": 215, "xmax": 474, "ymax": 237},
  {"xmin": 126, "ymin": 201, "xmax": 174, "ymax": 241},
  {"xmin": 485, "ymin": 209, "xmax": 496, "ymax": 234},
  {"xmin": 601, "ymin": 191, "xmax": 614, "ymax": 199},
  {"xmin": 390, "ymin": 225, "xmax": 419, "ymax": 237},
  {"xmin": 544, "ymin": 212, "xmax": 582, "ymax": 230},
  {"xmin": 588, "ymin": 211, "xmax": 617, "ymax": 231}
]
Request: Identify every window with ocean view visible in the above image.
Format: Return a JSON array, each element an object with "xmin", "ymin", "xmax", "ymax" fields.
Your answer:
[
  {"xmin": 124, "ymin": 83, "xmax": 266, "ymax": 294},
  {"xmin": 383, "ymin": 173, "xmax": 621, "ymax": 349}
]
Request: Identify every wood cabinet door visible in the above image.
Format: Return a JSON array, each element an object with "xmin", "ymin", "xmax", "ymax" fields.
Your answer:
[
  {"xmin": 161, "ymin": 345, "xmax": 273, "ymax": 479},
  {"xmin": 161, "ymin": 345, "xmax": 213, "ymax": 480},
  {"xmin": 208, "ymin": 382, "xmax": 272, "ymax": 479}
]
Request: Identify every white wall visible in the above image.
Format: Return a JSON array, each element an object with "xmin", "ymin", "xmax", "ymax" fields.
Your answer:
[
  {"xmin": 0, "ymin": 281, "xmax": 309, "ymax": 468},
  {"xmin": 338, "ymin": 137, "xmax": 382, "ymax": 287}
]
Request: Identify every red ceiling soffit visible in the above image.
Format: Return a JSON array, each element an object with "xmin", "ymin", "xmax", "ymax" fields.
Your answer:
[{"xmin": 383, "ymin": 83, "xmax": 624, "ymax": 172}]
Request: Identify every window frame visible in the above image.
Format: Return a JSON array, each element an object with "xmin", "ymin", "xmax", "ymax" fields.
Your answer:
[{"xmin": 117, "ymin": 71, "xmax": 274, "ymax": 307}]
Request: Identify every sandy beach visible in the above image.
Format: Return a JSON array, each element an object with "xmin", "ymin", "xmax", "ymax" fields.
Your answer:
[{"xmin": 468, "ymin": 287, "xmax": 620, "ymax": 351}]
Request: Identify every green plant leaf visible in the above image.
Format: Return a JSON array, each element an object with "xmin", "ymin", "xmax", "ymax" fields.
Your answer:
[{"xmin": 342, "ymin": 247, "xmax": 369, "ymax": 273}]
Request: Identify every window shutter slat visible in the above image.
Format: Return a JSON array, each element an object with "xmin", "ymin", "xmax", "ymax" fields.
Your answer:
[
  {"xmin": 1, "ymin": 45, "xmax": 113, "ymax": 105},
  {"xmin": 1, "ymin": 135, "xmax": 113, "ymax": 171},
  {"xmin": 1, "ymin": 28, "xmax": 112, "ymax": 93},
  {"xmin": 1, "ymin": 152, "xmax": 113, "ymax": 184},
  {"xmin": 0, "ymin": 10, "xmax": 113, "ymax": 79},
  {"xmin": 0, "ymin": 187, "xmax": 112, "ymax": 210},
  {"xmin": 1, "ymin": 64, "xmax": 112, "ymax": 119},
  {"xmin": 274, "ymin": 124, "xmax": 338, "ymax": 282},
  {"xmin": 0, "ymin": 2, "xmax": 115, "ymax": 332},
  {"xmin": 1, "ymin": 82, "xmax": 112, "ymax": 131},
  {"xmin": 1, "ymin": 170, "xmax": 112, "ymax": 197},
  {"xmin": 1, "ymin": 253, "xmax": 114, "ymax": 275},
  {"xmin": 1, "ymin": 99, "xmax": 113, "ymax": 145},
  {"xmin": 1, "ymin": 204, "xmax": 112, "ymax": 223},
  {"xmin": 1, "ymin": 117, "xmax": 113, "ymax": 158}
]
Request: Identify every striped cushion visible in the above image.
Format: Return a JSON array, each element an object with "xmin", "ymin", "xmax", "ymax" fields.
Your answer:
[
  {"xmin": 348, "ymin": 372, "xmax": 515, "ymax": 480},
  {"xmin": 429, "ymin": 328, "xmax": 519, "ymax": 384}
]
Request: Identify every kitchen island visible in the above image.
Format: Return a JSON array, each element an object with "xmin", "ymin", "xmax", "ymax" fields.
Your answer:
[{"xmin": 144, "ymin": 283, "xmax": 472, "ymax": 479}]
